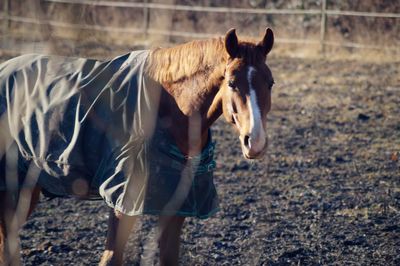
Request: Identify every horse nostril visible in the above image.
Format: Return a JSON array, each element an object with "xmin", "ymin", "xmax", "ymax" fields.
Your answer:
[{"xmin": 243, "ymin": 135, "xmax": 250, "ymax": 149}]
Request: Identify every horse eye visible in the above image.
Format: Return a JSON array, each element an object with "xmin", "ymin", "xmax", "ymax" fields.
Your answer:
[{"xmin": 269, "ymin": 80, "xmax": 275, "ymax": 90}]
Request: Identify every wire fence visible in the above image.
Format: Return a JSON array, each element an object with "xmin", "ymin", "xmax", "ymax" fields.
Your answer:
[{"xmin": 1, "ymin": 0, "xmax": 400, "ymax": 54}]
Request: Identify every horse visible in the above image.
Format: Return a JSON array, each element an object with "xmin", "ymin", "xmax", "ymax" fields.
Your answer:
[{"xmin": 0, "ymin": 27, "xmax": 274, "ymax": 265}]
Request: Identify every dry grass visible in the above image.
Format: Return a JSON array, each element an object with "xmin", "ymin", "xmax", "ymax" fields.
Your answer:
[{"xmin": 270, "ymin": 42, "xmax": 400, "ymax": 63}]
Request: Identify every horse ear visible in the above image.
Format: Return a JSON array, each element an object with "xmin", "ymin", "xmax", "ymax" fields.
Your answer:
[
  {"xmin": 259, "ymin": 28, "xmax": 274, "ymax": 56},
  {"xmin": 225, "ymin": 28, "xmax": 239, "ymax": 58}
]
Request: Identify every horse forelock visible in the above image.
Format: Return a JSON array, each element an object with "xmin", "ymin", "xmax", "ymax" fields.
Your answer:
[{"xmin": 235, "ymin": 40, "xmax": 267, "ymax": 64}]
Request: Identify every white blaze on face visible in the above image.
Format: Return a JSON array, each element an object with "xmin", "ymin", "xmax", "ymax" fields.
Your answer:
[{"xmin": 246, "ymin": 66, "xmax": 266, "ymax": 153}]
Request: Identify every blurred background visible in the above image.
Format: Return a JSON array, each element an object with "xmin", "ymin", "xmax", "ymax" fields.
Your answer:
[
  {"xmin": 1, "ymin": 2, "xmax": 399, "ymax": 265},
  {"xmin": 0, "ymin": 0, "xmax": 399, "ymax": 60}
]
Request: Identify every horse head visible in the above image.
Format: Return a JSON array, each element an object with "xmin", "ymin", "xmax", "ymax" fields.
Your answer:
[{"xmin": 221, "ymin": 28, "xmax": 274, "ymax": 159}]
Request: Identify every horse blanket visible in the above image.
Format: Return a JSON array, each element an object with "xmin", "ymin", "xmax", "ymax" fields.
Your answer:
[{"xmin": 0, "ymin": 52, "xmax": 218, "ymax": 218}]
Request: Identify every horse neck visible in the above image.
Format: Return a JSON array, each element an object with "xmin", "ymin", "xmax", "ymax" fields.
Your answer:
[{"xmin": 145, "ymin": 38, "xmax": 227, "ymax": 155}]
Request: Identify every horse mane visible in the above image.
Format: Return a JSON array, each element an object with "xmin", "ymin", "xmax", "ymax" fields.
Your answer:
[
  {"xmin": 145, "ymin": 37, "xmax": 266, "ymax": 85},
  {"xmin": 145, "ymin": 38, "xmax": 228, "ymax": 84}
]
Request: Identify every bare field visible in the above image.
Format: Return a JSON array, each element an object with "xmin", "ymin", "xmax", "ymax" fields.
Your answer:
[{"xmin": 1, "ymin": 54, "xmax": 399, "ymax": 265}]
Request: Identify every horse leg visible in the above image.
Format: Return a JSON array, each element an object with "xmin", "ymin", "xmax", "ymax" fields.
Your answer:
[
  {"xmin": 0, "ymin": 185, "xmax": 41, "ymax": 265},
  {"xmin": 100, "ymin": 209, "xmax": 136, "ymax": 266},
  {"xmin": 158, "ymin": 216, "xmax": 185, "ymax": 266},
  {"xmin": 0, "ymin": 191, "xmax": 7, "ymax": 265},
  {"xmin": 0, "ymin": 189, "xmax": 20, "ymax": 266},
  {"xmin": 26, "ymin": 185, "xmax": 41, "ymax": 218}
]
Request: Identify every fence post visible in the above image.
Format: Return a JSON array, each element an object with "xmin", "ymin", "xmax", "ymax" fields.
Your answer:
[
  {"xmin": 320, "ymin": 0, "xmax": 327, "ymax": 54},
  {"xmin": 2, "ymin": 0, "xmax": 10, "ymax": 51},
  {"xmin": 143, "ymin": 0, "xmax": 149, "ymax": 39},
  {"xmin": 2, "ymin": 0, "xmax": 10, "ymax": 36}
]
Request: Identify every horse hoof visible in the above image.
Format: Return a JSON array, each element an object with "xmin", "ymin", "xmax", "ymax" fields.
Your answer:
[{"xmin": 99, "ymin": 250, "xmax": 114, "ymax": 266}]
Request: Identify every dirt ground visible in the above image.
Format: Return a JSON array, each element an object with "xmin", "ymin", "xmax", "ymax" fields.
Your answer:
[{"xmin": 1, "ymin": 54, "xmax": 399, "ymax": 265}]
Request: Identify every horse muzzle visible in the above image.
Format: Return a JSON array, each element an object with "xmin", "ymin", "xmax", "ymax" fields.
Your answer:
[{"xmin": 240, "ymin": 134, "xmax": 268, "ymax": 160}]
